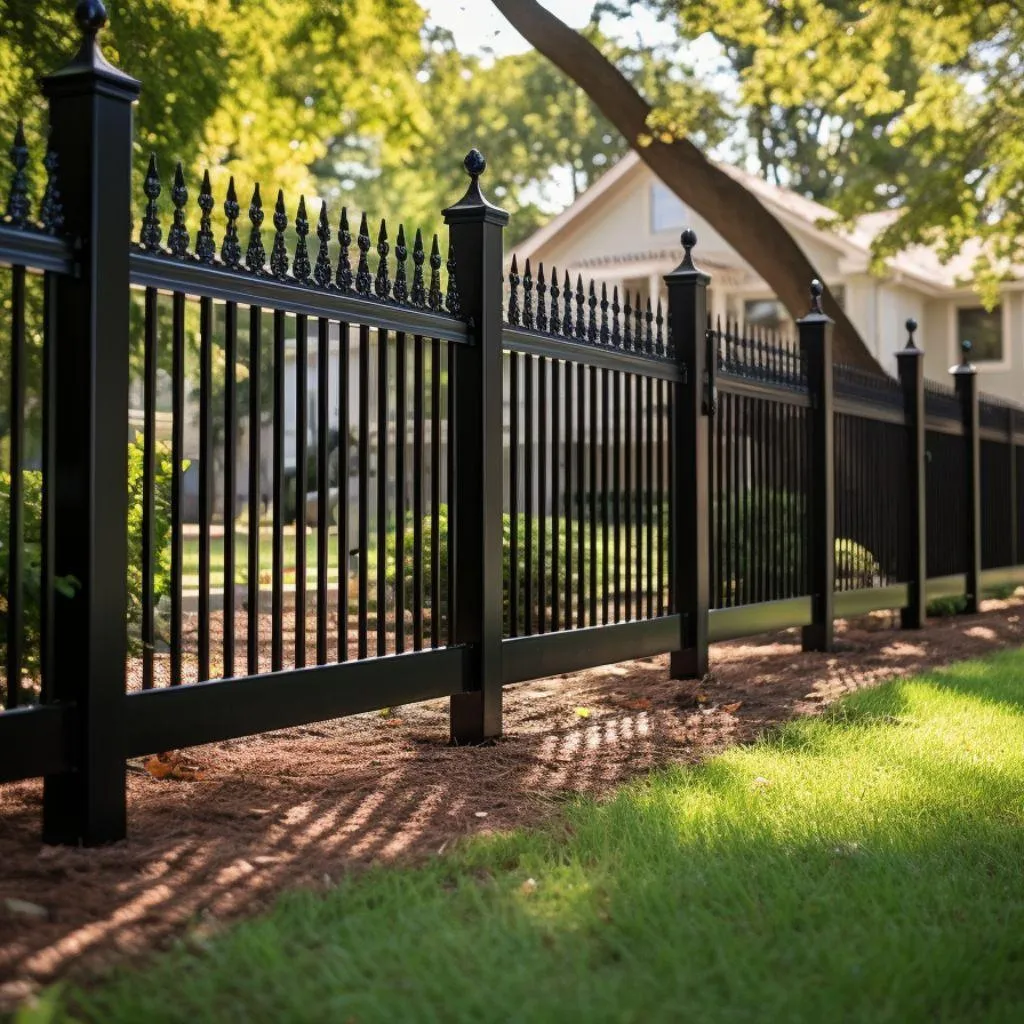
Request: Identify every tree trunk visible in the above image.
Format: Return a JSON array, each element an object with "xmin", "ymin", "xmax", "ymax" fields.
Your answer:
[{"xmin": 490, "ymin": 0, "xmax": 881, "ymax": 373}]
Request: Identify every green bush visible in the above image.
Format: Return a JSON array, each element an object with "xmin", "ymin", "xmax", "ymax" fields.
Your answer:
[
  {"xmin": 926, "ymin": 595, "xmax": 967, "ymax": 618},
  {"xmin": 0, "ymin": 434, "xmax": 179, "ymax": 696},
  {"xmin": 384, "ymin": 504, "xmax": 569, "ymax": 627},
  {"xmin": 718, "ymin": 488, "xmax": 881, "ymax": 599}
]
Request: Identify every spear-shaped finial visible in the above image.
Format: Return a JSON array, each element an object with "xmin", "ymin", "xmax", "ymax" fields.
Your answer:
[
  {"xmin": 393, "ymin": 224, "xmax": 408, "ymax": 303},
  {"xmin": 293, "ymin": 196, "xmax": 311, "ymax": 283},
  {"xmin": 195, "ymin": 170, "xmax": 215, "ymax": 263},
  {"xmin": 140, "ymin": 153, "xmax": 162, "ymax": 251},
  {"xmin": 314, "ymin": 202, "xmax": 332, "ymax": 288},
  {"xmin": 355, "ymin": 212, "xmax": 372, "ymax": 296},
  {"xmin": 245, "ymin": 183, "xmax": 266, "ymax": 273},
  {"xmin": 411, "ymin": 227, "xmax": 426, "ymax": 306},
  {"xmin": 507, "ymin": 254, "xmax": 521, "ymax": 326},
  {"xmin": 221, "ymin": 176, "xmax": 241, "ymax": 268},
  {"xmin": 336, "ymin": 208, "xmax": 353, "ymax": 292},
  {"xmin": 167, "ymin": 162, "xmax": 189, "ymax": 258},
  {"xmin": 270, "ymin": 189, "xmax": 289, "ymax": 279},
  {"xmin": 374, "ymin": 218, "xmax": 390, "ymax": 300},
  {"xmin": 5, "ymin": 121, "xmax": 29, "ymax": 227}
]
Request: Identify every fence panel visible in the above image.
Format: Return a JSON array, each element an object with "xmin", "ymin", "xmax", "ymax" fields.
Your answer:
[
  {"xmin": 834, "ymin": 413, "xmax": 909, "ymax": 589},
  {"xmin": 502, "ymin": 262, "xmax": 674, "ymax": 636},
  {"xmin": 926, "ymin": 429, "xmax": 968, "ymax": 578},
  {"xmin": 981, "ymin": 438, "xmax": 1014, "ymax": 570}
]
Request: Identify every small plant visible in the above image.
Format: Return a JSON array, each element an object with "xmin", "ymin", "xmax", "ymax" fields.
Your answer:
[{"xmin": 926, "ymin": 595, "xmax": 967, "ymax": 617}]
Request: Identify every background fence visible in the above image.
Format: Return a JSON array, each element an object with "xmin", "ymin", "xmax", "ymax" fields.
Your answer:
[{"xmin": 3, "ymin": 10, "xmax": 1024, "ymax": 846}]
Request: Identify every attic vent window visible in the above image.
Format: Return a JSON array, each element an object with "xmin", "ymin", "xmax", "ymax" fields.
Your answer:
[{"xmin": 650, "ymin": 182, "xmax": 688, "ymax": 234}]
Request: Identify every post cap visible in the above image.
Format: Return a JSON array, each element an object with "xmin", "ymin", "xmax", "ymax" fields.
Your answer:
[
  {"xmin": 665, "ymin": 226, "xmax": 710, "ymax": 283},
  {"xmin": 950, "ymin": 338, "xmax": 976, "ymax": 376},
  {"xmin": 76, "ymin": 0, "xmax": 107, "ymax": 35},
  {"xmin": 442, "ymin": 148, "xmax": 509, "ymax": 226},
  {"xmin": 42, "ymin": 0, "xmax": 140, "ymax": 97},
  {"xmin": 796, "ymin": 277, "xmax": 833, "ymax": 326},
  {"xmin": 896, "ymin": 316, "xmax": 922, "ymax": 358}
]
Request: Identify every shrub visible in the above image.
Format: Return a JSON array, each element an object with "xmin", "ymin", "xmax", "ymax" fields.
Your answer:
[
  {"xmin": 835, "ymin": 538, "xmax": 881, "ymax": 589},
  {"xmin": 0, "ymin": 434, "xmax": 179, "ymax": 695}
]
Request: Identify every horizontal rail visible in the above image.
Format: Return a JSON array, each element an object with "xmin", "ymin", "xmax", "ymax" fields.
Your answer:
[
  {"xmin": 834, "ymin": 583, "xmax": 909, "ymax": 618},
  {"xmin": 123, "ymin": 646, "xmax": 468, "ymax": 757},
  {"xmin": 834, "ymin": 395, "xmax": 906, "ymax": 427},
  {"xmin": 717, "ymin": 372, "xmax": 811, "ymax": 408},
  {"xmin": 502, "ymin": 326, "xmax": 680, "ymax": 381},
  {"xmin": 0, "ymin": 224, "xmax": 75, "ymax": 275},
  {"xmin": 0, "ymin": 704, "xmax": 72, "ymax": 783},
  {"xmin": 501, "ymin": 617, "xmax": 680, "ymax": 685},
  {"xmin": 709, "ymin": 597, "xmax": 812, "ymax": 642},
  {"xmin": 129, "ymin": 251, "xmax": 472, "ymax": 345}
]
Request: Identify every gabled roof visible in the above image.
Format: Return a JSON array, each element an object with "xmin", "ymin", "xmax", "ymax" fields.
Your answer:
[{"xmin": 513, "ymin": 150, "xmax": 974, "ymax": 294}]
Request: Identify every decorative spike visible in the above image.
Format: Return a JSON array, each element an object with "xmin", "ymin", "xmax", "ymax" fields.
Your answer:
[
  {"xmin": 507, "ymin": 254, "xmax": 521, "ymax": 326},
  {"xmin": 40, "ymin": 146, "xmax": 64, "ymax": 235},
  {"xmin": 561, "ymin": 271, "xmax": 573, "ymax": 339},
  {"xmin": 655, "ymin": 299, "xmax": 664, "ymax": 355},
  {"xmin": 576, "ymin": 276, "xmax": 586, "ymax": 341},
  {"xmin": 270, "ymin": 189, "xmax": 289, "ymax": 279},
  {"xmin": 611, "ymin": 287, "xmax": 621, "ymax": 348},
  {"xmin": 314, "ymin": 202, "xmax": 332, "ymax": 287},
  {"xmin": 195, "ymin": 170, "xmax": 215, "ymax": 263},
  {"xmin": 623, "ymin": 291, "xmax": 633, "ymax": 350},
  {"xmin": 445, "ymin": 238, "xmax": 460, "ymax": 316},
  {"xmin": 336, "ymin": 208, "xmax": 353, "ymax": 291},
  {"xmin": 587, "ymin": 282, "xmax": 598, "ymax": 343},
  {"xmin": 428, "ymin": 234, "xmax": 443, "ymax": 312},
  {"xmin": 599, "ymin": 283, "xmax": 610, "ymax": 344},
  {"xmin": 644, "ymin": 299, "xmax": 654, "ymax": 353},
  {"xmin": 536, "ymin": 264, "xmax": 548, "ymax": 332},
  {"xmin": 393, "ymin": 224, "xmax": 408, "ymax": 303},
  {"xmin": 355, "ymin": 212, "xmax": 372, "ymax": 297},
  {"xmin": 549, "ymin": 266, "xmax": 561, "ymax": 336},
  {"xmin": 374, "ymin": 218, "xmax": 390, "ymax": 299},
  {"xmin": 522, "ymin": 259, "xmax": 534, "ymax": 330},
  {"xmin": 245, "ymin": 184, "xmax": 266, "ymax": 274},
  {"xmin": 5, "ymin": 121, "xmax": 30, "ymax": 227},
  {"xmin": 634, "ymin": 295, "xmax": 643, "ymax": 351},
  {"xmin": 293, "ymin": 196, "xmax": 311, "ymax": 283},
  {"xmin": 411, "ymin": 227, "xmax": 426, "ymax": 306},
  {"xmin": 140, "ymin": 153, "xmax": 162, "ymax": 252},
  {"xmin": 221, "ymin": 177, "xmax": 242, "ymax": 268},
  {"xmin": 167, "ymin": 163, "xmax": 189, "ymax": 258}
]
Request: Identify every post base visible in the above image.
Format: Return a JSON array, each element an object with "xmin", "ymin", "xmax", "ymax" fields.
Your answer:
[
  {"xmin": 801, "ymin": 623, "xmax": 834, "ymax": 653},
  {"xmin": 669, "ymin": 646, "xmax": 708, "ymax": 681},
  {"xmin": 450, "ymin": 690, "xmax": 502, "ymax": 745}
]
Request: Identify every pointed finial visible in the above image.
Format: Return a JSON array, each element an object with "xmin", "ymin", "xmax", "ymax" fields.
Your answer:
[
  {"xmin": 40, "ymin": 145, "xmax": 63, "ymax": 234},
  {"xmin": 611, "ymin": 286, "xmax": 621, "ymax": 348},
  {"xmin": 5, "ymin": 120, "xmax": 29, "ymax": 227},
  {"xmin": 507, "ymin": 255, "xmax": 521, "ymax": 327},
  {"xmin": 575, "ymin": 275, "xmax": 586, "ymax": 341},
  {"xmin": 336, "ymin": 208, "xmax": 353, "ymax": 291},
  {"xmin": 374, "ymin": 218, "xmax": 390, "ymax": 300},
  {"xmin": 445, "ymin": 238, "xmax": 460, "ymax": 315},
  {"xmin": 522, "ymin": 258, "xmax": 534, "ymax": 329},
  {"xmin": 411, "ymin": 227, "xmax": 426, "ymax": 306},
  {"xmin": 599, "ymin": 283, "xmax": 610, "ymax": 345},
  {"xmin": 355, "ymin": 212, "xmax": 372, "ymax": 296},
  {"xmin": 314, "ymin": 202, "xmax": 332, "ymax": 288},
  {"xmin": 549, "ymin": 266, "xmax": 561, "ymax": 336},
  {"xmin": 536, "ymin": 264, "xmax": 548, "ymax": 332},
  {"xmin": 393, "ymin": 224, "xmax": 408, "ymax": 303},
  {"xmin": 195, "ymin": 170, "xmax": 215, "ymax": 263},
  {"xmin": 245, "ymin": 183, "xmax": 266, "ymax": 274},
  {"xmin": 140, "ymin": 153, "xmax": 162, "ymax": 251},
  {"xmin": 809, "ymin": 278, "xmax": 824, "ymax": 315},
  {"xmin": 428, "ymin": 234, "xmax": 442, "ymax": 311},
  {"xmin": 293, "ymin": 196, "xmax": 311, "ymax": 283},
  {"xmin": 623, "ymin": 291, "xmax": 633, "ymax": 350},
  {"xmin": 167, "ymin": 163, "xmax": 189, "ymax": 258},
  {"xmin": 270, "ymin": 189, "xmax": 289, "ymax": 279},
  {"xmin": 561, "ymin": 270, "xmax": 573, "ymax": 339},
  {"xmin": 587, "ymin": 281, "xmax": 598, "ymax": 343},
  {"xmin": 221, "ymin": 176, "xmax": 241, "ymax": 268}
]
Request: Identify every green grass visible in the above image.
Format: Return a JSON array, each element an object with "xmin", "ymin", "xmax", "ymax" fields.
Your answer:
[{"xmin": 43, "ymin": 652, "xmax": 1024, "ymax": 1023}]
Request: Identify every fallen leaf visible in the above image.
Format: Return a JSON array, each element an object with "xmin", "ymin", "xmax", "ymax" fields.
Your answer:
[
  {"xmin": 623, "ymin": 698, "xmax": 652, "ymax": 711},
  {"xmin": 143, "ymin": 752, "xmax": 206, "ymax": 782},
  {"xmin": 3, "ymin": 898, "xmax": 48, "ymax": 920},
  {"xmin": 721, "ymin": 701, "xmax": 743, "ymax": 714},
  {"xmin": 574, "ymin": 707, "xmax": 591, "ymax": 718},
  {"xmin": 695, "ymin": 693, "xmax": 709, "ymax": 705}
]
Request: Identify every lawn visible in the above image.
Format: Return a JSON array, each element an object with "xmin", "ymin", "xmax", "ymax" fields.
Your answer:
[{"xmin": 40, "ymin": 650, "xmax": 1024, "ymax": 1023}]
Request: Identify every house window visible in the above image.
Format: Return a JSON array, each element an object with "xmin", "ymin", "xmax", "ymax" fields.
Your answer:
[
  {"xmin": 744, "ymin": 298, "xmax": 787, "ymax": 331},
  {"xmin": 957, "ymin": 306, "xmax": 1003, "ymax": 362},
  {"xmin": 650, "ymin": 183, "xmax": 687, "ymax": 234}
]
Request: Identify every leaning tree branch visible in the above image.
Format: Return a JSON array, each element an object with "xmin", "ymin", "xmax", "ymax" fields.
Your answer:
[{"xmin": 489, "ymin": 0, "xmax": 880, "ymax": 372}]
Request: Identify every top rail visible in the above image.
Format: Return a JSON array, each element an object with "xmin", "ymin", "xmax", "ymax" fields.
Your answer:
[
  {"xmin": 0, "ymin": 224, "xmax": 74, "ymax": 275},
  {"xmin": 129, "ymin": 250, "xmax": 471, "ymax": 344}
]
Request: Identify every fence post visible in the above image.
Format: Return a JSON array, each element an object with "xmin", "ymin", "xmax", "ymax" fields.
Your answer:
[
  {"xmin": 444, "ymin": 151, "xmax": 508, "ymax": 743},
  {"xmin": 1009, "ymin": 407, "xmax": 1018, "ymax": 568},
  {"xmin": 896, "ymin": 319, "xmax": 926, "ymax": 629},
  {"xmin": 952, "ymin": 341, "xmax": 981, "ymax": 613},
  {"xmin": 40, "ymin": 2, "xmax": 139, "ymax": 844},
  {"xmin": 666, "ymin": 230, "xmax": 710, "ymax": 680},
  {"xmin": 798, "ymin": 280, "xmax": 835, "ymax": 652}
]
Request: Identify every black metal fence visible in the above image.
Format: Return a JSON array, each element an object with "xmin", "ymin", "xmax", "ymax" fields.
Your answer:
[{"xmin": 3, "ymin": 9, "xmax": 1024, "ymax": 846}]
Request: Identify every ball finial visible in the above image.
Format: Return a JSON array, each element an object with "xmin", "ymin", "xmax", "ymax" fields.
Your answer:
[
  {"xmin": 961, "ymin": 339, "xmax": 973, "ymax": 362},
  {"xmin": 464, "ymin": 149, "xmax": 486, "ymax": 178},
  {"xmin": 904, "ymin": 317, "xmax": 918, "ymax": 349},
  {"xmin": 681, "ymin": 228, "xmax": 697, "ymax": 250},
  {"xmin": 75, "ymin": 0, "xmax": 107, "ymax": 36},
  {"xmin": 809, "ymin": 278, "xmax": 824, "ymax": 314}
]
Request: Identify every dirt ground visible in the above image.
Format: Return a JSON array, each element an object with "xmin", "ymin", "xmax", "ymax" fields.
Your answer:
[{"xmin": 2, "ymin": 598, "xmax": 1022, "ymax": 1008}]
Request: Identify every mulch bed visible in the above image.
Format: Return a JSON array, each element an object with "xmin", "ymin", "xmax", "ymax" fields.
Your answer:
[{"xmin": 1, "ymin": 598, "xmax": 1021, "ymax": 1008}]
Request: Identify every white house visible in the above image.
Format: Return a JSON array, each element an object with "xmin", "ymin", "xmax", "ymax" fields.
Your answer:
[{"xmin": 510, "ymin": 151, "xmax": 1023, "ymax": 402}]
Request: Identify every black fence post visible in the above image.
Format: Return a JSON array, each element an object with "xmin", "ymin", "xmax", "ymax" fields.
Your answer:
[
  {"xmin": 40, "ymin": 2, "xmax": 139, "ymax": 845},
  {"xmin": 1009, "ymin": 407, "xmax": 1018, "ymax": 568},
  {"xmin": 798, "ymin": 280, "xmax": 834, "ymax": 652},
  {"xmin": 444, "ymin": 151, "xmax": 508, "ymax": 743},
  {"xmin": 896, "ymin": 319, "xmax": 926, "ymax": 629},
  {"xmin": 952, "ymin": 341, "xmax": 981, "ymax": 613},
  {"xmin": 666, "ymin": 230, "xmax": 710, "ymax": 680}
]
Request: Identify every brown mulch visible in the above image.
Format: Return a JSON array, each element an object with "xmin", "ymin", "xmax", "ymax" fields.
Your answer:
[{"xmin": 1, "ymin": 597, "xmax": 1022, "ymax": 1007}]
